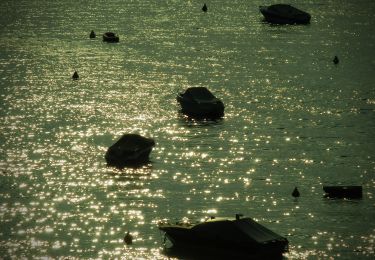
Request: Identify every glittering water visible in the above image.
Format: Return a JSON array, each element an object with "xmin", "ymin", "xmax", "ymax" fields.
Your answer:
[{"xmin": 1, "ymin": 0, "xmax": 375, "ymax": 259}]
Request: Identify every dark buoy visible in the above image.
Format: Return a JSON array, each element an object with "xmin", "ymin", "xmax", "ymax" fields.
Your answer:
[
  {"xmin": 90, "ymin": 30, "xmax": 96, "ymax": 38},
  {"xmin": 292, "ymin": 187, "xmax": 300, "ymax": 198},
  {"xmin": 333, "ymin": 56, "xmax": 339, "ymax": 64},
  {"xmin": 72, "ymin": 71, "xmax": 79, "ymax": 80},
  {"xmin": 202, "ymin": 3, "xmax": 208, "ymax": 12},
  {"xmin": 235, "ymin": 213, "xmax": 243, "ymax": 220},
  {"xmin": 124, "ymin": 231, "xmax": 133, "ymax": 245}
]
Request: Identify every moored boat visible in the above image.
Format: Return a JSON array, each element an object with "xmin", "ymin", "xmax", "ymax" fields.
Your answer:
[
  {"xmin": 323, "ymin": 185, "xmax": 362, "ymax": 199},
  {"xmin": 158, "ymin": 214, "xmax": 288, "ymax": 256},
  {"xmin": 259, "ymin": 4, "xmax": 311, "ymax": 25},
  {"xmin": 105, "ymin": 134, "xmax": 155, "ymax": 168},
  {"xmin": 89, "ymin": 30, "xmax": 96, "ymax": 39},
  {"xmin": 177, "ymin": 87, "xmax": 224, "ymax": 119},
  {"xmin": 103, "ymin": 32, "xmax": 119, "ymax": 42}
]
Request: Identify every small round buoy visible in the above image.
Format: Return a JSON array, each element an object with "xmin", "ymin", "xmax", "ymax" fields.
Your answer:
[
  {"xmin": 202, "ymin": 3, "xmax": 208, "ymax": 12},
  {"xmin": 333, "ymin": 56, "xmax": 339, "ymax": 64},
  {"xmin": 72, "ymin": 71, "xmax": 79, "ymax": 80},
  {"xmin": 292, "ymin": 187, "xmax": 300, "ymax": 198},
  {"xmin": 124, "ymin": 231, "xmax": 133, "ymax": 245},
  {"xmin": 90, "ymin": 30, "xmax": 96, "ymax": 39}
]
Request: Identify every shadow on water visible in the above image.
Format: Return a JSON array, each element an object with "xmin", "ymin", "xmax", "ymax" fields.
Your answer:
[
  {"xmin": 106, "ymin": 160, "xmax": 154, "ymax": 170},
  {"xmin": 162, "ymin": 245, "xmax": 285, "ymax": 260},
  {"xmin": 177, "ymin": 111, "xmax": 225, "ymax": 127},
  {"xmin": 106, "ymin": 164, "xmax": 154, "ymax": 182}
]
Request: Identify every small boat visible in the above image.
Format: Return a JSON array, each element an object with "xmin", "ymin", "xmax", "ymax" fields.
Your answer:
[
  {"xmin": 177, "ymin": 87, "xmax": 224, "ymax": 119},
  {"xmin": 103, "ymin": 32, "xmax": 119, "ymax": 42},
  {"xmin": 259, "ymin": 4, "xmax": 311, "ymax": 25},
  {"xmin": 158, "ymin": 214, "xmax": 288, "ymax": 256},
  {"xmin": 105, "ymin": 134, "xmax": 155, "ymax": 168},
  {"xmin": 323, "ymin": 185, "xmax": 362, "ymax": 199}
]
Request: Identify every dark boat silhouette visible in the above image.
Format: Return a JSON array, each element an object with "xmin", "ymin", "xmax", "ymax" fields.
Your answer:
[
  {"xmin": 323, "ymin": 185, "xmax": 362, "ymax": 199},
  {"xmin": 105, "ymin": 134, "xmax": 155, "ymax": 168},
  {"xmin": 259, "ymin": 4, "xmax": 311, "ymax": 25},
  {"xmin": 177, "ymin": 87, "xmax": 224, "ymax": 119},
  {"xmin": 158, "ymin": 214, "xmax": 288, "ymax": 257},
  {"xmin": 103, "ymin": 32, "xmax": 119, "ymax": 42}
]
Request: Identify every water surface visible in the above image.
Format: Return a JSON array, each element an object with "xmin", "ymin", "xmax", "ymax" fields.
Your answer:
[{"xmin": 1, "ymin": 0, "xmax": 374, "ymax": 259}]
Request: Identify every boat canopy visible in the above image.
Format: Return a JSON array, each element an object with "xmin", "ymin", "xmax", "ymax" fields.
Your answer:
[
  {"xmin": 112, "ymin": 134, "xmax": 154, "ymax": 150},
  {"xmin": 268, "ymin": 4, "xmax": 306, "ymax": 16},
  {"xmin": 192, "ymin": 217, "xmax": 286, "ymax": 244},
  {"xmin": 184, "ymin": 87, "xmax": 216, "ymax": 100},
  {"xmin": 234, "ymin": 218, "xmax": 285, "ymax": 244}
]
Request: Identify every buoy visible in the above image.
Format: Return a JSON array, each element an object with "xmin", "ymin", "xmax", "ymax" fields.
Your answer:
[
  {"xmin": 202, "ymin": 3, "xmax": 208, "ymax": 12},
  {"xmin": 333, "ymin": 56, "xmax": 339, "ymax": 64},
  {"xmin": 90, "ymin": 30, "xmax": 96, "ymax": 38},
  {"xmin": 124, "ymin": 231, "xmax": 133, "ymax": 245},
  {"xmin": 235, "ymin": 213, "xmax": 243, "ymax": 220},
  {"xmin": 292, "ymin": 187, "xmax": 300, "ymax": 198},
  {"xmin": 72, "ymin": 71, "xmax": 79, "ymax": 80}
]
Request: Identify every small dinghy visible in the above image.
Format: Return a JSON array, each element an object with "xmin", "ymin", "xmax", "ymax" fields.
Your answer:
[
  {"xmin": 177, "ymin": 87, "xmax": 224, "ymax": 119},
  {"xmin": 103, "ymin": 32, "xmax": 119, "ymax": 42},
  {"xmin": 323, "ymin": 185, "xmax": 362, "ymax": 199},
  {"xmin": 158, "ymin": 214, "xmax": 288, "ymax": 256},
  {"xmin": 105, "ymin": 134, "xmax": 155, "ymax": 168}
]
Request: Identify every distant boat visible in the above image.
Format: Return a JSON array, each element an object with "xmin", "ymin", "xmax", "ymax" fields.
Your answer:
[
  {"xmin": 159, "ymin": 214, "xmax": 288, "ymax": 256},
  {"xmin": 323, "ymin": 185, "xmax": 362, "ymax": 199},
  {"xmin": 177, "ymin": 87, "xmax": 224, "ymax": 119},
  {"xmin": 103, "ymin": 32, "xmax": 119, "ymax": 42},
  {"xmin": 105, "ymin": 134, "xmax": 155, "ymax": 168},
  {"xmin": 259, "ymin": 4, "xmax": 311, "ymax": 25}
]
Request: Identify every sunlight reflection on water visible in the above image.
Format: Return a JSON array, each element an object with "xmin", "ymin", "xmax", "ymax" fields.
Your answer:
[{"xmin": 1, "ymin": 0, "xmax": 375, "ymax": 259}]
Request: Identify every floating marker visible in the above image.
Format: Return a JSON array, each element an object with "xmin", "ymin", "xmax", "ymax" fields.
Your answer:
[{"xmin": 292, "ymin": 187, "xmax": 300, "ymax": 198}]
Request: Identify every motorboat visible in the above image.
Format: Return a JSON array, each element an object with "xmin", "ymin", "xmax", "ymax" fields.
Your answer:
[
  {"xmin": 105, "ymin": 134, "xmax": 155, "ymax": 168},
  {"xmin": 323, "ymin": 185, "xmax": 362, "ymax": 199},
  {"xmin": 259, "ymin": 4, "xmax": 311, "ymax": 25},
  {"xmin": 158, "ymin": 214, "xmax": 288, "ymax": 256},
  {"xmin": 103, "ymin": 32, "xmax": 119, "ymax": 42},
  {"xmin": 177, "ymin": 87, "xmax": 224, "ymax": 119}
]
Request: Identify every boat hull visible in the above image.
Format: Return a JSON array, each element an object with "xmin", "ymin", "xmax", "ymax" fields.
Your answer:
[
  {"xmin": 159, "ymin": 217, "xmax": 288, "ymax": 255},
  {"xmin": 177, "ymin": 95, "xmax": 224, "ymax": 119},
  {"xmin": 259, "ymin": 5, "xmax": 311, "ymax": 25},
  {"xmin": 103, "ymin": 32, "xmax": 119, "ymax": 42},
  {"xmin": 323, "ymin": 185, "xmax": 362, "ymax": 199},
  {"xmin": 105, "ymin": 134, "xmax": 155, "ymax": 168}
]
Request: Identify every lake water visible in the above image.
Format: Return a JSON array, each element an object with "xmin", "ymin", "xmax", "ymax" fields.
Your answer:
[{"xmin": 0, "ymin": 0, "xmax": 374, "ymax": 259}]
